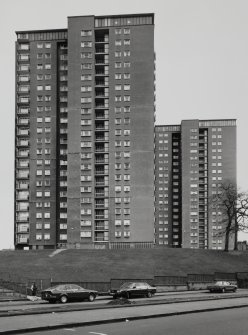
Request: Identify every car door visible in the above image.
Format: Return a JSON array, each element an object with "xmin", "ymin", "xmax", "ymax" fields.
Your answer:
[{"xmin": 70, "ymin": 285, "xmax": 85, "ymax": 301}]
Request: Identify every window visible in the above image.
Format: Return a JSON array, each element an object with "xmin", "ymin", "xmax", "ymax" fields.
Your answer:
[
  {"xmin": 124, "ymin": 152, "xmax": 130, "ymax": 158},
  {"xmin": 45, "ymin": 85, "xmax": 51, "ymax": 91},
  {"xmin": 115, "ymin": 51, "xmax": 121, "ymax": 57},
  {"xmin": 124, "ymin": 231, "xmax": 130, "ymax": 238},
  {"xmin": 124, "ymin": 51, "xmax": 130, "ymax": 57},
  {"xmin": 124, "ymin": 106, "xmax": 130, "ymax": 113},
  {"xmin": 115, "ymin": 29, "xmax": 122, "ymax": 34},
  {"xmin": 115, "ymin": 62, "xmax": 121, "ymax": 68},
  {"xmin": 44, "ymin": 234, "xmax": 50, "ymax": 240},
  {"xmin": 81, "ymin": 30, "xmax": 92, "ymax": 36},
  {"xmin": 81, "ymin": 86, "xmax": 92, "ymax": 92},
  {"xmin": 124, "ymin": 129, "xmax": 130, "ymax": 136},
  {"xmin": 124, "ymin": 73, "xmax": 130, "ymax": 79},
  {"xmin": 115, "ymin": 40, "xmax": 122, "ymax": 46},
  {"xmin": 115, "ymin": 231, "xmax": 121, "ymax": 238},
  {"xmin": 81, "ymin": 52, "xmax": 92, "ymax": 59},
  {"xmin": 115, "ymin": 85, "xmax": 121, "ymax": 91},
  {"xmin": 81, "ymin": 97, "xmax": 92, "ymax": 103},
  {"xmin": 81, "ymin": 41, "xmax": 92, "ymax": 47},
  {"xmin": 124, "ymin": 117, "xmax": 130, "ymax": 124},
  {"xmin": 124, "ymin": 85, "xmax": 130, "ymax": 91},
  {"xmin": 124, "ymin": 62, "xmax": 130, "ymax": 68},
  {"xmin": 81, "ymin": 231, "xmax": 92, "ymax": 238},
  {"xmin": 115, "ymin": 96, "xmax": 122, "ymax": 102},
  {"xmin": 124, "ymin": 28, "xmax": 130, "ymax": 34},
  {"xmin": 36, "ymin": 234, "xmax": 42, "ymax": 240},
  {"xmin": 115, "ymin": 129, "xmax": 121, "ymax": 136},
  {"xmin": 36, "ymin": 170, "xmax": 42, "ymax": 176},
  {"xmin": 81, "ymin": 63, "xmax": 92, "ymax": 69},
  {"xmin": 124, "ymin": 95, "xmax": 130, "ymax": 102},
  {"xmin": 45, "ymin": 64, "xmax": 51, "ymax": 70},
  {"xmin": 124, "ymin": 39, "xmax": 130, "ymax": 45},
  {"xmin": 115, "ymin": 74, "xmax": 122, "ymax": 80},
  {"xmin": 81, "ymin": 74, "xmax": 92, "ymax": 81}
]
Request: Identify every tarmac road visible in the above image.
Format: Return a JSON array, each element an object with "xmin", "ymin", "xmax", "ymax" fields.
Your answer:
[
  {"xmin": 1, "ymin": 295, "xmax": 248, "ymax": 334},
  {"xmin": 25, "ymin": 307, "xmax": 248, "ymax": 335},
  {"xmin": 1, "ymin": 289, "xmax": 248, "ymax": 314}
]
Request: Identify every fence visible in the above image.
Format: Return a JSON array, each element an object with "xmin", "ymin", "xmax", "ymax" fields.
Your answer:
[{"xmin": 0, "ymin": 271, "xmax": 247, "ymax": 295}]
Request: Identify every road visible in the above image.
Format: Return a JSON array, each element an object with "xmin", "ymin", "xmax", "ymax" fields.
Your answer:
[
  {"xmin": 1, "ymin": 289, "xmax": 248, "ymax": 313},
  {"xmin": 16, "ymin": 307, "xmax": 248, "ymax": 335},
  {"xmin": 1, "ymin": 296, "xmax": 248, "ymax": 334}
]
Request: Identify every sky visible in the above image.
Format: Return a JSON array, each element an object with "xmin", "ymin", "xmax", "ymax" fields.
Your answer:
[{"xmin": 1, "ymin": 0, "xmax": 248, "ymax": 249}]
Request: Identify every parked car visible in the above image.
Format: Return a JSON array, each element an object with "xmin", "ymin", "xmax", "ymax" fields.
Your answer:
[
  {"xmin": 110, "ymin": 282, "xmax": 156, "ymax": 299},
  {"xmin": 41, "ymin": 284, "xmax": 98, "ymax": 303},
  {"xmin": 207, "ymin": 281, "xmax": 237, "ymax": 293}
]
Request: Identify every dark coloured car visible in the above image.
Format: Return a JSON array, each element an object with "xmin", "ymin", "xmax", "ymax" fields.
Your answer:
[
  {"xmin": 41, "ymin": 284, "xmax": 98, "ymax": 303},
  {"xmin": 207, "ymin": 281, "xmax": 237, "ymax": 293},
  {"xmin": 110, "ymin": 282, "xmax": 156, "ymax": 299}
]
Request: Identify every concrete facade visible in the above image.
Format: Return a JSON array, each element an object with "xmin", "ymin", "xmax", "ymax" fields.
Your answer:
[
  {"xmin": 14, "ymin": 14, "xmax": 155, "ymax": 250},
  {"xmin": 155, "ymin": 120, "xmax": 237, "ymax": 250}
]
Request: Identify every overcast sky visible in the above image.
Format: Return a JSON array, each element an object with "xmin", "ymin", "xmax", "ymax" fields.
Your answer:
[{"xmin": 1, "ymin": 0, "xmax": 248, "ymax": 249}]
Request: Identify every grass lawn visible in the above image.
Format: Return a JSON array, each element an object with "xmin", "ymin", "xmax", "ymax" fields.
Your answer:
[{"xmin": 0, "ymin": 248, "xmax": 248, "ymax": 283}]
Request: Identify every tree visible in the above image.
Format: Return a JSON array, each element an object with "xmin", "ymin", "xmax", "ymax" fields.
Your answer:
[{"xmin": 211, "ymin": 182, "xmax": 248, "ymax": 251}]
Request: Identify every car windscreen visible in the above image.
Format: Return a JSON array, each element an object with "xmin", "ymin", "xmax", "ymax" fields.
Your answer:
[{"xmin": 120, "ymin": 282, "xmax": 133, "ymax": 289}]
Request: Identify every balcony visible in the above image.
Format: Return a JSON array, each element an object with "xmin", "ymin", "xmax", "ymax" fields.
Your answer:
[
  {"xmin": 16, "ymin": 215, "xmax": 29, "ymax": 222},
  {"xmin": 95, "ymin": 203, "xmax": 108, "ymax": 209},
  {"xmin": 95, "ymin": 169, "xmax": 108, "ymax": 175},
  {"xmin": 16, "ymin": 150, "xmax": 29, "ymax": 158},
  {"xmin": 16, "ymin": 171, "xmax": 29, "ymax": 179},
  {"xmin": 95, "ymin": 111, "xmax": 109, "ymax": 120},
  {"xmin": 95, "ymin": 47, "xmax": 109, "ymax": 54},
  {"xmin": 16, "ymin": 235, "xmax": 29, "ymax": 244},
  {"xmin": 95, "ymin": 192, "xmax": 109, "ymax": 198},
  {"xmin": 95, "ymin": 225, "xmax": 109, "ymax": 231},
  {"xmin": 17, "ymin": 118, "xmax": 29, "ymax": 126},
  {"xmin": 17, "ymin": 108, "xmax": 29, "ymax": 115},
  {"xmin": 17, "ymin": 227, "xmax": 29, "ymax": 233},
  {"xmin": 17, "ymin": 140, "xmax": 29, "ymax": 147},
  {"xmin": 94, "ymin": 237, "xmax": 109, "ymax": 242},
  {"xmin": 95, "ymin": 36, "xmax": 109, "ymax": 43},
  {"xmin": 95, "ymin": 159, "xmax": 109, "ymax": 164},
  {"xmin": 95, "ymin": 136, "xmax": 109, "ymax": 142},
  {"xmin": 16, "ymin": 195, "xmax": 29, "ymax": 201},
  {"xmin": 17, "ymin": 97, "xmax": 30, "ymax": 104},
  {"xmin": 17, "ymin": 129, "xmax": 29, "ymax": 136},
  {"xmin": 17, "ymin": 161, "xmax": 29, "ymax": 168}
]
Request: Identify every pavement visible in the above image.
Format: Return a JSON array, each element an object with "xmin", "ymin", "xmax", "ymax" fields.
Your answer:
[{"xmin": 0, "ymin": 291, "xmax": 248, "ymax": 334}]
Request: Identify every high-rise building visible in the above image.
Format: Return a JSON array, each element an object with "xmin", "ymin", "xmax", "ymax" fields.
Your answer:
[
  {"xmin": 155, "ymin": 119, "xmax": 237, "ymax": 250},
  {"xmin": 15, "ymin": 14, "xmax": 155, "ymax": 250}
]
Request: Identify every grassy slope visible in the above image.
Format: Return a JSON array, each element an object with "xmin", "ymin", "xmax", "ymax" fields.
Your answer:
[{"xmin": 1, "ymin": 248, "xmax": 248, "ymax": 282}]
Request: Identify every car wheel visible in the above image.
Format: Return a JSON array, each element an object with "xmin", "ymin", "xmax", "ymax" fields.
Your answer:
[
  {"xmin": 147, "ymin": 291, "xmax": 152, "ymax": 298},
  {"xmin": 88, "ymin": 294, "xmax": 95, "ymax": 302},
  {"xmin": 60, "ymin": 295, "xmax": 68, "ymax": 303}
]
